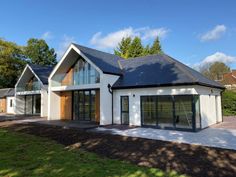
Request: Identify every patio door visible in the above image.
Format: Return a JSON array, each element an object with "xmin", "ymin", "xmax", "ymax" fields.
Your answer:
[{"xmin": 73, "ymin": 90, "xmax": 99, "ymax": 122}]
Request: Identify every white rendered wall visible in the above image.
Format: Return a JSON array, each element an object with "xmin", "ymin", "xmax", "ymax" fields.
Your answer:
[
  {"xmin": 113, "ymin": 86, "xmax": 198, "ymax": 126},
  {"xmin": 113, "ymin": 85, "xmax": 222, "ymax": 128},
  {"xmin": 41, "ymin": 89, "xmax": 48, "ymax": 117},
  {"xmin": 6, "ymin": 96, "xmax": 15, "ymax": 114},
  {"xmin": 48, "ymin": 87, "xmax": 61, "ymax": 120},
  {"xmin": 15, "ymin": 95, "xmax": 25, "ymax": 115},
  {"xmin": 99, "ymin": 73, "xmax": 119, "ymax": 125}
]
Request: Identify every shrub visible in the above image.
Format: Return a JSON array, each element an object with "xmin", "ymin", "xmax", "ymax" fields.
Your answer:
[{"xmin": 222, "ymin": 90, "xmax": 236, "ymax": 116}]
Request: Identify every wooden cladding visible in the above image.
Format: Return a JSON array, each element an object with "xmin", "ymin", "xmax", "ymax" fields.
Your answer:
[
  {"xmin": 0, "ymin": 98, "xmax": 6, "ymax": 113},
  {"xmin": 60, "ymin": 92, "xmax": 72, "ymax": 120},
  {"xmin": 61, "ymin": 68, "xmax": 73, "ymax": 86}
]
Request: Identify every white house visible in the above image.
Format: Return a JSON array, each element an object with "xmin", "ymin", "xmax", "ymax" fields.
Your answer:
[
  {"xmin": 0, "ymin": 88, "xmax": 15, "ymax": 114},
  {"xmin": 48, "ymin": 43, "xmax": 224, "ymax": 132},
  {"xmin": 15, "ymin": 64, "xmax": 53, "ymax": 117}
]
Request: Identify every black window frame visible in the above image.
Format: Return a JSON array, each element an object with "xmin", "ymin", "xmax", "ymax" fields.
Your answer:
[
  {"xmin": 140, "ymin": 94, "xmax": 201, "ymax": 132},
  {"xmin": 120, "ymin": 96, "xmax": 129, "ymax": 125}
]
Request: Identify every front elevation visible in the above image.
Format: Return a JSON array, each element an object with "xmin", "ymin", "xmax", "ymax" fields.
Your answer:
[
  {"xmin": 48, "ymin": 43, "xmax": 224, "ymax": 131},
  {"xmin": 15, "ymin": 64, "xmax": 53, "ymax": 117}
]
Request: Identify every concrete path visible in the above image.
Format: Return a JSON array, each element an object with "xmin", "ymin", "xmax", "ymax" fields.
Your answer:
[{"xmin": 94, "ymin": 127, "xmax": 236, "ymax": 150}]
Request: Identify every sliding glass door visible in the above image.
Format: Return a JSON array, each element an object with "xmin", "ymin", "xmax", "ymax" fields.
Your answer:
[
  {"xmin": 141, "ymin": 95, "xmax": 199, "ymax": 130},
  {"xmin": 25, "ymin": 94, "xmax": 41, "ymax": 115}
]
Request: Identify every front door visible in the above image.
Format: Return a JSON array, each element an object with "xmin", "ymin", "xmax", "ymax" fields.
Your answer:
[{"xmin": 60, "ymin": 92, "xmax": 72, "ymax": 120}]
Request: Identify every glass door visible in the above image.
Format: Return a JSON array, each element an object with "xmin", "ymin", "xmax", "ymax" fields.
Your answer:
[{"xmin": 121, "ymin": 96, "xmax": 129, "ymax": 125}]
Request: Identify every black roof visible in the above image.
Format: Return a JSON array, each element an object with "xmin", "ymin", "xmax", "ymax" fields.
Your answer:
[
  {"xmin": 0, "ymin": 88, "xmax": 15, "ymax": 98},
  {"xmin": 29, "ymin": 64, "xmax": 54, "ymax": 85},
  {"xmin": 73, "ymin": 43, "xmax": 123, "ymax": 75},
  {"xmin": 112, "ymin": 54, "xmax": 224, "ymax": 89}
]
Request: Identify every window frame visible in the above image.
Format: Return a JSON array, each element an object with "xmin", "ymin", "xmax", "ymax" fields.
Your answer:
[{"xmin": 120, "ymin": 96, "xmax": 129, "ymax": 125}]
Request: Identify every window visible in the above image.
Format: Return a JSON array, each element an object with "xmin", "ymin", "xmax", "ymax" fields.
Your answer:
[
  {"xmin": 10, "ymin": 99, "xmax": 13, "ymax": 107},
  {"xmin": 121, "ymin": 96, "xmax": 129, "ymax": 124},
  {"xmin": 52, "ymin": 56, "xmax": 100, "ymax": 87}
]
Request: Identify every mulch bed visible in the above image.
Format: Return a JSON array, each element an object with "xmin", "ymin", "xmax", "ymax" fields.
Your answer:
[{"xmin": 1, "ymin": 121, "xmax": 236, "ymax": 177}]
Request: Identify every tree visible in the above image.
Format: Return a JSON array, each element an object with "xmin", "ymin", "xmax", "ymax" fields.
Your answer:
[
  {"xmin": 114, "ymin": 37, "xmax": 131, "ymax": 59},
  {"xmin": 128, "ymin": 37, "xmax": 143, "ymax": 58},
  {"xmin": 114, "ymin": 36, "xmax": 163, "ymax": 59},
  {"xmin": 200, "ymin": 62, "xmax": 230, "ymax": 80},
  {"xmin": 149, "ymin": 37, "xmax": 162, "ymax": 55},
  {"xmin": 0, "ymin": 39, "xmax": 26, "ymax": 88},
  {"xmin": 24, "ymin": 38, "xmax": 57, "ymax": 66}
]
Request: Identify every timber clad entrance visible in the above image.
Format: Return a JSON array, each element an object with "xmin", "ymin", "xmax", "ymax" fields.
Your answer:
[{"xmin": 60, "ymin": 92, "xmax": 72, "ymax": 120}]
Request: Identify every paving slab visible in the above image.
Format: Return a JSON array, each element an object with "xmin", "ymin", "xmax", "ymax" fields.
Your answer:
[{"xmin": 94, "ymin": 126, "xmax": 236, "ymax": 150}]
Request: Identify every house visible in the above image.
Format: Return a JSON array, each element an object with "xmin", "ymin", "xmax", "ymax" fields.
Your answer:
[
  {"xmin": 219, "ymin": 70, "xmax": 236, "ymax": 90},
  {"xmin": 15, "ymin": 64, "xmax": 53, "ymax": 117},
  {"xmin": 48, "ymin": 43, "xmax": 224, "ymax": 131},
  {"xmin": 0, "ymin": 88, "xmax": 15, "ymax": 114}
]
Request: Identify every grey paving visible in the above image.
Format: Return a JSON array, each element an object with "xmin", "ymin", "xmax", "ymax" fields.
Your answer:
[{"xmin": 94, "ymin": 126, "xmax": 236, "ymax": 150}]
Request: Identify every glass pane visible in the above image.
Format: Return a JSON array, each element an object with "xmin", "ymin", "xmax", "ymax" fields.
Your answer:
[
  {"xmin": 121, "ymin": 96, "xmax": 129, "ymax": 124},
  {"xmin": 141, "ymin": 96, "xmax": 156, "ymax": 126},
  {"xmin": 84, "ymin": 91, "xmax": 90, "ymax": 120},
  {"xmin": 175, "ymin": 95, "xmax": 193, "ymax": 129},
  {"xmin": 90, "ymin": 90, "xmax": 96, "ymax": 121},
  {"xmin": 122, "ymin": 113, "xmax": 129, "ymax": 124},
  {"xmin": 78, "ymin": 91, "xmax": 84, "ymax": 119},
  {"xmin": 73, "ymin": 91, "xmax": 79, "ymax": 120},
  {"xmin": 25, "ymin": 95, "xmax": 33, "ymax": 114},
  {"xmin": 158, "ymin": 96, "xmax": 174, "ymax": 128},
  {"xmin": 34, "ymin": 95, "xmax": 41, "ymax": 114},
  {"xmin": 195, "ymin": 96, "xmax": 201, "ymax": 129}
]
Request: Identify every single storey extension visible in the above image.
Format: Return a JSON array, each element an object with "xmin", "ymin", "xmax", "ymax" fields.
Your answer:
[{"xmin": 48, "ymin": 43, "xmax": 224, "ymax": 131}]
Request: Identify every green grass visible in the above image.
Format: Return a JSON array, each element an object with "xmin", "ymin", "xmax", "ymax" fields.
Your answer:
[
  {"xmin": 0, "ymin": 129, "xmax": 185, "ymax": 177},
  {"xmin": 222, "ymin": 90, "xmax": 236, "ymax": 116}
]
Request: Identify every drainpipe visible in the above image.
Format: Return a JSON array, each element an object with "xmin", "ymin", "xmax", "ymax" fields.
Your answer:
[{"xmin": 107, "ymin": 84, "xmax": 113, "ymax": 125}]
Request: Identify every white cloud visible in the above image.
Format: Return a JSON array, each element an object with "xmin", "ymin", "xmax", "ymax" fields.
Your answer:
[
  {"xmin": 90, "ymin": 27, "xmax": 169, "ymax": 50},
  {"xmin": 41, "ymin": 31, "xmax": 53, "ymax": 40},
  {"xmin": 194, "ymin": 52, "xmax": 236, "ymax": 68},
  {"xmin": 57, "ymin": 35, "xmax": 76, "ymax": 58},
  {"xmin": 202, "ymin": 52, "xmax": 236, "ymax": 64},
  {"xmin": 200, "ymin": 25, "xmax": 226, "ymax": 42}
]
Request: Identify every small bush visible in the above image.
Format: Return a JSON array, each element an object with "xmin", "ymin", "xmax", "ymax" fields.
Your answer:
[{"xmin": 222, "ymin": 90, "xmax": 236, "ymax": 116}]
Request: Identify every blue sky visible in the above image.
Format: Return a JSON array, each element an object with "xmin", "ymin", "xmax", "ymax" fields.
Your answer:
[{"xmin": 1, "ymin": 0, "xmax": 236, "ymax": 68}]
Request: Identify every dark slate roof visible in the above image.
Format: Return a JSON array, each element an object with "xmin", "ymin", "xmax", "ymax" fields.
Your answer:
[
  {"xmin": 73, "ymin": 43, "xmax": 123, "ymax": 75},
  {"xmin": 0, "ymin": 88, "xmax": 15, "ymax": 98},
  {"xmin": 112, "ymin": 54, "xmax": 224, "ymax": 89},
  {"xmin": 5, "ymin": 88, "xmax": 15, "ymax": 97},
  {"xmin": 29, "ymin": 64, "xmax": 54, "ymax": 85}
]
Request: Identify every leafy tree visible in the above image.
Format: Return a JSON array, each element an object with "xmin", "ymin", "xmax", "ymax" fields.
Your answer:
[
  {"xmin": 150, "ymin": 37, "xmax": 162, "ymax": 55},
  {"xmin": 0, "ymin": 39, "xmax": 26, "ymax": 88},
  {"xmin": 24, "ymin": 38, "xmax": 57, "ymax": 66},
  {"xmin": 114, "ymin": 37, "xmax": 131, "ymax": 59},
  {"xmin": 128, "ymin": 37, "xmax": 143, "ymax": 58},
  {"xmin": 200, "ymin": 62, "xmax": 230, "ymax": 80}
]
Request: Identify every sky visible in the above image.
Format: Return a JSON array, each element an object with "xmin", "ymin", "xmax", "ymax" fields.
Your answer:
[{"xmin": 1, "ymin": 0, "xmax": 236, "ymax": 69}]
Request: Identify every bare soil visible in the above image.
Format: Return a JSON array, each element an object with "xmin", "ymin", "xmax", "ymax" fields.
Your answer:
[{"xmin": 1, "ymin": 121, "xmax": 236, "ymax": 177}]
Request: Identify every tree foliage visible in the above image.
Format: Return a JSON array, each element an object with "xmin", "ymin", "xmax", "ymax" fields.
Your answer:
[
  {"xmin": 200, "ymin": 62, "xmax": 230, "ymax": 80},
  {"xmin": 0, "ymin": 38, "xmax": 57, "ymax": 88},
  {"xmin": 222, "ymin": 90, "xmax": 236, "ymax": 116},
  {"xmin": 0, "ymin": 39, "xmax": 26, "ymax": 88},
  {"xmin": 24, "ymin": 38, "xmax": 57, "ymax": 66},
  {"xmin": 114, "ymin": 36, "xmax": 162, "ymax": 59}
]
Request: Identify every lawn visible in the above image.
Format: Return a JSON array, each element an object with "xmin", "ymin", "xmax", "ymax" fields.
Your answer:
[{"xmin": 0, "ymin": 129, "xmax": 184, "ymax": 177}]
